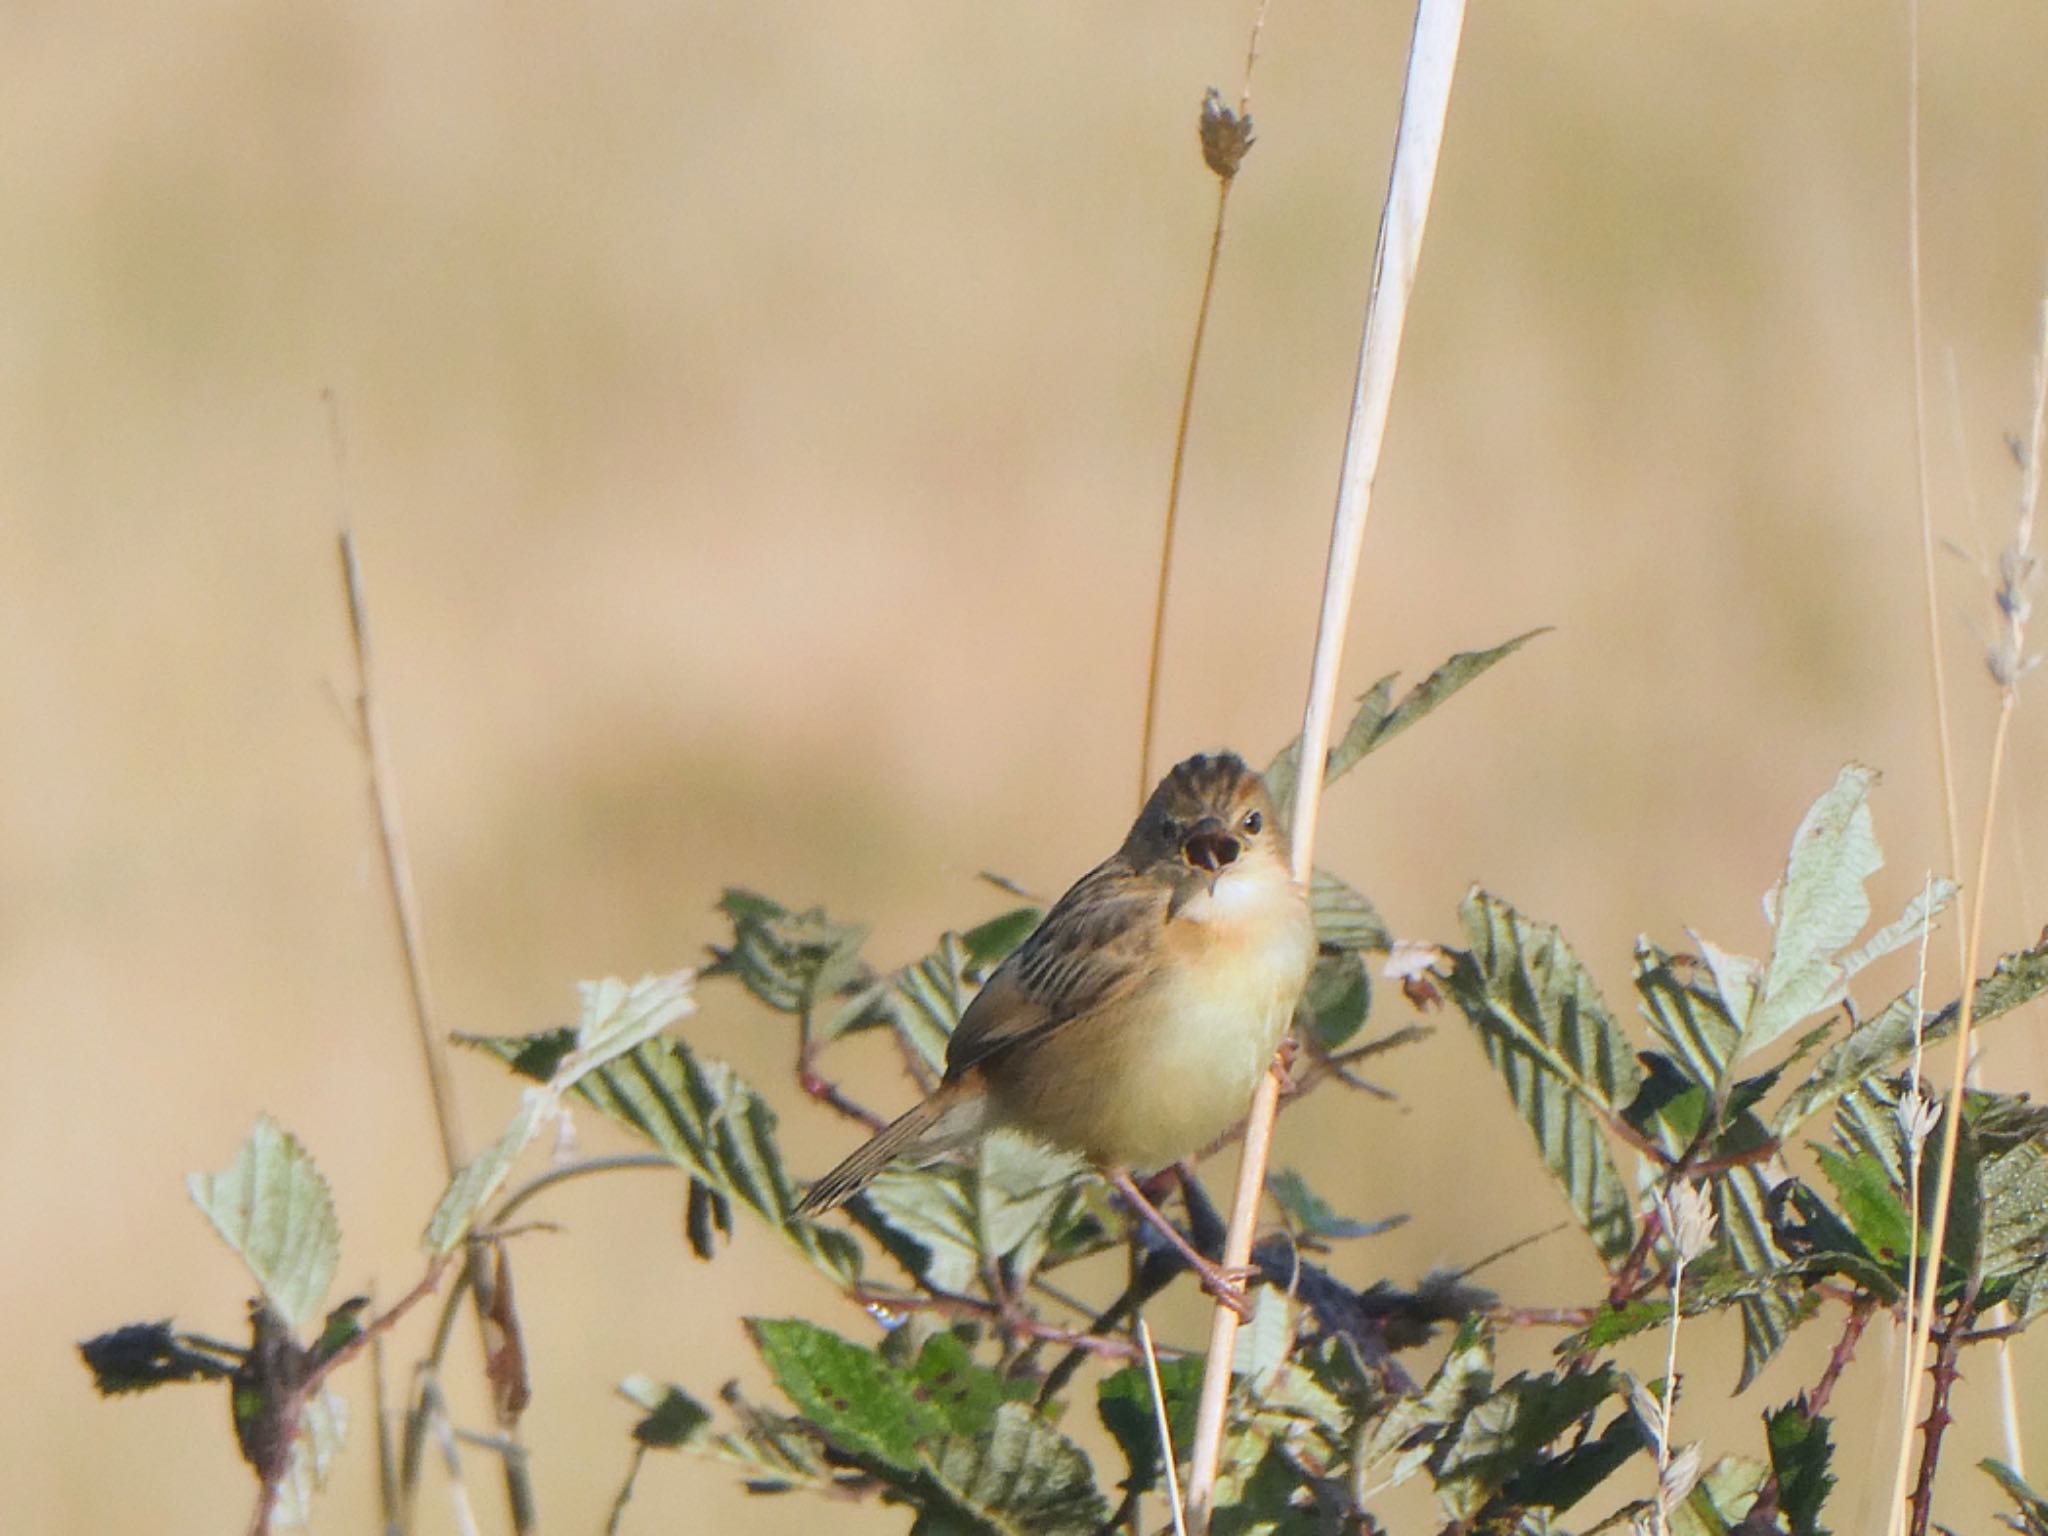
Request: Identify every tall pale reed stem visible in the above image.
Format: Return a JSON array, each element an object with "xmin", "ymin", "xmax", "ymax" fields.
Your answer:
[{"xmin": 1179, "ymin": 3, "xmax": 1468, "ymax": 1528}]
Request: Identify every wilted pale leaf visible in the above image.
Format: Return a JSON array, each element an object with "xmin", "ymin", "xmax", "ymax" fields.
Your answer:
[
  {"xmin": 187, "ymin": 1118, "xmax": 341, "ymax": 1330},
  {"xmin": 1748, "ymin": 767, "xmax": 1882, "ymax": 1056}
]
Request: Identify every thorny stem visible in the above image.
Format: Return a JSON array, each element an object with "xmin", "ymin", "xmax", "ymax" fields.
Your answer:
[
  {"xmin": 1908, "ymin": 1284, "xmax": 1981, "ymax": 1536},
  {"xmin": 1806, "ymin": 1296, "xmax": 1875, "ymax": 1417}
]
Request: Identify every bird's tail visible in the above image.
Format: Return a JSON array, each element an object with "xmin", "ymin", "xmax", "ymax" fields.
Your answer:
[{"xmin": 795, "ymin": 1083, "xmax": 988, "ymax": 1215}]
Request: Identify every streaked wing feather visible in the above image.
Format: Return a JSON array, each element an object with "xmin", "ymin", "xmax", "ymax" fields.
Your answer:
[{"xmin": 943, "ymin": 857, "xmax": 1161, "ymax": 1078}]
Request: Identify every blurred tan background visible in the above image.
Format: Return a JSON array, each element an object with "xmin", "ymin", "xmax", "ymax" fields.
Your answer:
[{"xmin": 7, "ymin": 1, "xmax": 2048, "ymax": 1531}]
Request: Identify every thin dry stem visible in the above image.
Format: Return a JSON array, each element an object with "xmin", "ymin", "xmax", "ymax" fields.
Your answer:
[
  {"xmin": 335, "ymin": 522, "xmax": 467, "ymax": 1180},
  {"xmin": 1181, "ymin": 1, "xmax": 1468, "ymax": 1527},
  {"xmin": 1892, "ymin": 692, "xmax": 2014, "ymax": 1534},
  {"xmin": 1140, "ymin": 1318, "xmax": 1191, "ymax": 1536},
  {"xmin": 1135, "ymin": 3, "xmax": 1270, "ymax": 804}
]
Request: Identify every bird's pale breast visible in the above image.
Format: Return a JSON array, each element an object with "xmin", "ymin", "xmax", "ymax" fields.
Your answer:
[{"xmin": 987, "ymin": 857, "xmax": 1314, "ymax": 1170}]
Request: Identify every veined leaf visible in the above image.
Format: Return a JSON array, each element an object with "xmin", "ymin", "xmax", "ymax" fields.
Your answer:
[
  {"xmin": 749, "ymin": 1317, "xmax": 946, "ymax": 1470},
  {"xmin": 1714, "ymin": 1167, "xmax": 1813, "ymax": 1388},
  {"xmin": 426, "ymin": 973, "xmax": 694, "ymax": 1254},
  {"xmin": 1813, "ymin": 1148, "xmax": 1911, "ymax": 1266},
  {"xmin": 1555, "ymin": 1270, "xmax": 1817, "ymax": 1355},
  {"xmin": 1433, "ymin": 1366, "xmax": 1625, "ymax": 1521},
  {"xmin": 1263, "ymin": 630, "xmax": 1547, "ymax": 814},
  {"xmin": 1359, "ymin": 1318, "xmax": 1494, "ymax": 1496},
  {"xmin": 863, "ymin": 1165, "xmax": 980, "ymax": 1294},
  {"xmin": 460, "ymin": 1020, "xmax": 859, "ymax": 1284},
  {"xmin": 1445, "ymin": 891, "xmax": 1642, "ymax": 1263},
  {"xmin": 918, "ymin": 1401, "xmax": 1108, "ymax": 1536},
  {"xmin": 1298, "ymin": 950, "xmax": 1372, "ymax": 1052},
  {"xmin": 1748, "ymin": 767, "xmax": 1883, "ymax": 1057},
  {"xmin": 1775, "ymin": 932, "xmax": 2048, "ymax": 1134},
  {"xmin": 709, "ymin": 890, "xmax": 867, "ymax": 1016},
  {"xmin": 187, "ymin": 1118, "xmax": 341, "ymax": 1330},
  {"xmin": 1765, "ymin": 1407, "xmax": 1834, "ymax": 1536},
  {"xmin": 749, "ymin": 1319, "xmax": 1105, "ymax": 1535},
  {"xmin": 829, "ymin": 932, "xmax": 974, "ymax": 1075},
  {"xmin": 1635, "ymin": 943, "xmax": 1742, "ymax": 1100},
  {"xmin": 1311, "ymin": 869, "xmax": 1392, "ymax": 953}
]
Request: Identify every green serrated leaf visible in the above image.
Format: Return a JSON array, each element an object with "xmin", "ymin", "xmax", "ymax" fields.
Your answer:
[
  {"xmin": 904, "ymin": 1332, "xmax": 1033, "ymax": 1438},
  {"xmin": 426, "ymin": 974, "xmax": 694, "ymax": 1254},
  {"xmin": 1813, "ymin": 1147, "xmax": 1912, "ymax": 1266},
  {"xmin": 1445, "ymin": 891, "xmax": 1642, "ymax": 1263},
  {"xmin": 1714, "ymin": 1167, "xmax": 1813, "ymax": 1388},
  {"xmin": 1494, "ymin": 1404, "xmax": 1646, "ymax": 1518},
  {"xmin": 187, "ymin": 1118, "xmax": 341, "ymax": 1330},
  {"xmin": 1263, "ymin": 630, "xmax": 1546, "ymax": 813},
  {"xmin": 920, "ymin": 1400, "xmax": 1109, "ymax": 1536},
  {"xmin": 459, "ymin": 1024, "xmax": 860, "ymax": 1284},
  {"xmin": 1748, "ymin": 767, "xmax": 1883, "ymax": 1056},
  {"xmin": 1776, "ymin": 934, "xmax": 2048, "ymax": 1135},
  {"xmin": 1980, "ymin": 1139, "xmax": 2048, "ymax": 1288},
  {"xmin": 1311, "ymin": 869, "xmax": 1393, "ymax": 953},
  {"xmin": 1556, "ymin": 1270, "xmax": 1812, "ymax": 1355},
  {"xmin": 1635, "ymin": 943, "xmax": 1743, "ymax": 1099},
  {"xmin": 829, "ymin": 933, "xmax": 974, "ymax": 1072},
  {"xmin": 1434, "ymin": 1366, "xmax": 1624, "ymax": 1521},
  {"xmin": 1269, "ymin": 626, "xmax": 1540, "ymax": 819},
  {"xmin": 1838, "ymin": 878, "xmax": 1956, "ymax": 982},
  {"xmin": 864, "ymin": 1165, "xmax": 981, "ymax": 1293},
  {"xmin": 749, "ymin": 1317, "xmax": 944, "ymax": 1471},
  {"xmin": 1359, "ymin": 1317, "xmax": 1494, "ymax": 1495},
  {"xmin": 711, "ymin": 890, "xmax": 868, "ymax": 1015},
  {"xmin": 975, "ymin": 1131, "xmax": 1086, "ymax": 1284},
  {"xmin": 1765, "ymin": 1406, "xmax": 1834, "ymax": 1536}
]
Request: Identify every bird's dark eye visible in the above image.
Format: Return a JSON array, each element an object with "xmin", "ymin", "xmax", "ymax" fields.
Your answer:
[
  {"xmin": 1242, "ymin": 809, "xmax": 1263, "ymax": 835},
  {"xmin": 1159, "ymin": 816, "xmax": 1183, "ymax": 842}
]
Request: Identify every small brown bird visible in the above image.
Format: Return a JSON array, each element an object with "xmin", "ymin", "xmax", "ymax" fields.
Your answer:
[{"xmin": 796, "ymin": 751, "xmax": 1315, "ymax": 1307}]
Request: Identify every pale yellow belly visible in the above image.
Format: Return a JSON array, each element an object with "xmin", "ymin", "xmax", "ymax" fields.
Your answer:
[{"xmin": 986, "ymin": 909, "xmax": 1313, "ymax": 1170}]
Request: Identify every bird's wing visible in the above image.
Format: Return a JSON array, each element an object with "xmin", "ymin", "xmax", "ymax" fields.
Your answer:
[{"xmin": 942, "ymin": 856, "xmax": 1164, "ymax": 1080}]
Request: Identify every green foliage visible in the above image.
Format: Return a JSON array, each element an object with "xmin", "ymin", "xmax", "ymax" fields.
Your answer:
[
  {"xmin": 1263, "ymin": 628, "xmax": 1548, "ymax": 815},
  {"xmin": 1765, "ymin": 1406, "xmax": 1835, "ymax": 1536},
  {"xmin": 1444, "ymin": 891, "xmax": 1643, "ymax": 1263},
  {"xmin": 426, "ymin": 972, "xmax": 695, "ymax": 1254},
  {"xmin": 85, "ymin": 635, "xmax": 2048, "ymax": 1536},
  {"xmin": 460, "ymin": 1021, "xmax": 862, "ymax": 1284},
  {"xmin": 744, "ymin": 1318, "xmax": 1107, "ymax": 1534}
]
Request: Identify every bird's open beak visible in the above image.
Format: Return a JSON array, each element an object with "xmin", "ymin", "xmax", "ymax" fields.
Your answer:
[{"xmin": 1182, "ymin": 816, "xmax": 1241, "ymax": 876}]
